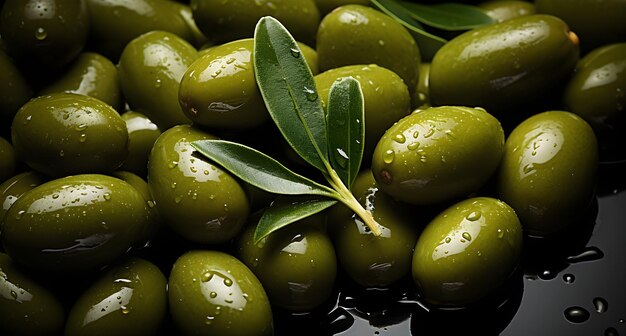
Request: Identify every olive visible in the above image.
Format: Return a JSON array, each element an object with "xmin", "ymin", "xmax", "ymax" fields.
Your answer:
[
  {"xmin": 147, "ymin": 125, "xmax": 249, "ymax": 244},
  {"xmin": 413, "ymin": 63, "xmax": 431, "ymax": 108},
  {"xmin": 429, "ymin": 14, "xmax": 579, "ymax": 116},
  {"xmin": 191, "ymin": 0, "xmax": 320, "ymax": 47},
  {"xmin": 117, "ymin": 31, "xmax": 196, "ymax": 131},
  {"xmin": 0, "ymin": 171, "xmax": 46, "ymax": 223},
  {"xmin": 11, "ymin": 93, "xmax": 128, "ymax": 177},
  {"xmin": 412, "ymin": 197, "xmax": 523, "ymax": 306},
  {"xmin": 0, "ymin": 48, "xmax": 32, "ymax": 124},
  {"xmin": 237, "ymin": 210, "xmax": 337, "ymax": 311},
  {"xmin": 0, "ymin": 0, "xmax": 89, "ymax": 69},
  {"xmin": 119, "ymin": 111, "xmax": 162, "ymax": 178},
  {"xmin": 0, "ymin": 136, "xmax": 17, "ymax": 184},
  {"xmin": 372, "ymin": 106, "xmax": 504, "ymax": 205},
  {"xmin": 2, "ymin": 174, "xmax": 151, "ymax": 272},
  {"xmin": 168, "ymin": 250, "xmax": 273, "ymax": 336},
  {"xmin": 316, "ymin": 5, "xmax": 421, "ymax": 100},
  {"xmin": 64, "ymin": 258, "xmax": 167, "ymax": 336},
  {"xmin": 40, "ymin": 52, "xmax": 122, "ymax": 111},
  {"xmin": 0, "ymin": 252, "xmax": 65, "ymax": 336},
  {"xmin": 478, "ymin": 0, "xmax": 536, "ymax": 23},
  {"xmin": 314, "ymin": 64, "xmax": 411, "ymax": 163},
  {"xmin": 315, "ymin": 0, "xmax": 369, "ymax": 16},
  {"xmin": 328, "ymin": 170, "xmax": 420, "ymax": 287},
  {"xmin": 497, "ymin": 111, "xmax": 598, "ymax": 236}
]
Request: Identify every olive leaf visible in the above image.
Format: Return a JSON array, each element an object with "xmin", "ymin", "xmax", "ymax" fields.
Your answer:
[
  {"xmin": 326, "ymin": 77, "xmax": 365, "ymax": 189},
  {"xmin": 254, "ymin": 196, "xmax": 337, "ymax": 243},
  {"xmin": 254, "ymin": 16, "xmax": 329, "ymax": 173},
  {"xmin": 399, "ymin": 2, "xmax": 494, "ymax": 31},
  {"xmin": 192, "ymin": 140, "xmax": 336, "ymax": 197}
]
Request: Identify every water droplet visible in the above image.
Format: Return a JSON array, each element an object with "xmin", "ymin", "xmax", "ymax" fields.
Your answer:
[
  {"xmin": 304, "ymin": 87, "xmax": 317, "ymax": 101},
  {"xmin": 407, "ymin": 142, "xmax": 420, "ymax": 150},
  {"xmin": 121, "ymin": 306, "xmax": 129, "ymax": 314},
  {"xmin": 334, "ymin": 148, "xmax": 349, "ymax": 168},
  {"xmin": 290, "ymin": 48, "xmax": 300, "ymax": 58},
  {"xmin": 563, "ymin": 273, "xmax": 575, "ymax": 284},
  {"xmin": 154, "ymin": 79, "xmax": 162, "ymax": 88},
  {"xmin": 34, "ymin": 27, "xmax": 47, "ymax": 40},
  {"xmin": 383, "ymin": 150, "xmax": 395, "ymax": 164},
  {"xmin": 378, "ymin": 40, "xmax": 385, "ymax": 46},
  {"xmin": 462, "ymin": 232, "xmax": 472, "ymax": 241},
  {"xmin": 412, "ymin": 130, "xmax": 419, "ymax": 138},
  {"xmin": 59, "ymin": 150, "xmax": 65, "ymax": 157},
  {"xmin": 75, "ymin": 124, "xmax": 88, "ymax": 131},
  {"xmin": 175, "ymin": 196, "xmax": 183, "ymax": 204},
  {"xmin": 242, "ymin": 293, "xmax": 251, "ymax": 302},
  {"xmin": 424, "ymin": 128, "xmax": 435, "ymax": 138},
  {"xmin": 605, "ymin": 327, "xmax": 619, "ymax": 336},
  {"xmin": 103, "ymin": 193, "xmax": 111, "ymax": 201},
  {"xmin": 147, "ymin": 200, "xmax": 155, "ymax": 208},
  {"xmin": 201, "ymin": 272, "xmax": 213, "ymax": 282},
  {"xmin": 209, "ymin": 291, "xmax": 217, "ymax": 299},
  {"xmin": 394, "ymin": 134, "xmax": 406, "ymax": 143},
  {"xmin": 420, "ymin": 156, "xmax": 427, "ymax": 163},
  {"xmin": 190, "ymin": 167, "xmax": 198, "ymax": 173},
  {"xmin": 466, "ymin": 211, "xmax": 481, "ymax": 221},
  {"xmin": 567, "ymin": 246, "xmax": 604, "ymax": 264},
  {"xmin": 51, "ymin": 193, "xmax": 59, "ymax": 199},
  {"xmin": 444, "ymin": 237, "xmax": 451, "ymax": 243},
  {"xmin": 79, "ymin": 133, "xmax": 87, "ymax": 143},
  {"xmin": 171, "ymin": 182, "xmax": 177, "ymax": 189},
  {"xmin": 223, "ymin": 278, "xmax": 233, "ymax": 287},
  {"xmin": 497, "ymin": 228, "xmax": 504, "ymax": 239},
  {"xmin": 205, "ymin": 316, "xmax": 215, "ymax": 325},
  {"xmin": 15, "ymin": 210, "xmax": 25, "ymax": 220},
  {"xmin": 564, "ymin": 306, "xmax": 589, "ymax": 323},
  {"xmin": 10, "ymin": 290, "xmax": 17, "ymax": 299},
  {"xmin": 168, "ymin": 161, "xmax": 178, "ymax": 169},
  {"xmin": 523, "ymin": 164, "xmax": 535, "ymax": 174},
  {"xmin": 594, "ymin": 297, "xmax": 608, "ymax": 313},
  {"xmin": 539, "ymin": 269, "xmax": 556, "ymax": 280}
]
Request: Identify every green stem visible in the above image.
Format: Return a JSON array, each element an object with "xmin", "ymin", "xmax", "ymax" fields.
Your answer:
[{"xmin": 326, "ymin": 169, "xmax": 382, "ymax": 237}]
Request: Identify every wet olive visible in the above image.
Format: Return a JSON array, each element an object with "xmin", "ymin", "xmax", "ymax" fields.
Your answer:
[
  {"xmin": 2, "ymin": 174, "xmax": 151, "ymax": 272},
  {"xmin": 119, "ymin": 111, "xmax": 162, "ymax": 178},
  {"xmin": 372, "ymin": 106, "xmax": 504, "ymax": 205},
  {"xmin": 147, "ymin": 125, "xmax": 249, "ymax": 244},
  {"xmin": 478, "ymin": 0, "xmax": 536, "ymax": 23},
  {"xmin": 168, "ymin": 250, "xmax": 273, "ymax": 335},
  {"xmin": 0, "ymin": 171, "xmax": 46, "ymax": 223},
  {"xmin": 64, "ymin": 258, "xmax": 167, "ymax": 336},
  {"xmin": 315, "ymin": 0, "xmax": 369, "ymax": 15},
  {"xmin": 497, "ymin": 111, "xmax": 598, "ymax": 236},
  {"xmin": 11, "ymin": 93, "xmax": 128, "ymax": 177},
  {"xmin": 412, "ymin": 197, "xmax": 523, "ymax": 306}
]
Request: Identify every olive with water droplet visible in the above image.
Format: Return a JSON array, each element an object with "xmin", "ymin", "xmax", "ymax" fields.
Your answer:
[
  {"xmin": 373, "ymin": 106, "xmax": 504, "ymax": 205},
  {"xmin": 2, "ymin": 174, "xmax": 151, "ymax": 272},
  {"xmin": 11, "ymin": 93, "xmax": 129, "ymax": 177},
  {"xmin": 497, "ymin": 111, "xmax": 598, "ymax": 236},
  {"xmin": 412, "ymin": 197, "xmax": 523, "ymax": 306},
  {"xmin": 119, "ymin": 111, "xmax": 162, "ymax": 177},
  {"xmin": 64, "ymin": 258, "xmax": 167, "ymax": 336},
  {"xmin": 168, "ymin": 250, "xmax": 273, "ymax": 335},
  {"xmin": 238, "ymin": 210, "xmax": 337, "ymax": 311},
  {"xmin": 0, "ymin": 171, "xmax": 47, "ymax": 224}
]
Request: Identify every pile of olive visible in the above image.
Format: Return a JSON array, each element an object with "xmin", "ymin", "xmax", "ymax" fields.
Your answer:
[{"xmin": 0, "ymin": 0, "xmax": 624, "ymax": 335}]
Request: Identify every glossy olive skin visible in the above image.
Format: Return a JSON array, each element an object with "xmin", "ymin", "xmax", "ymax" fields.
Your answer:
[
  {"xmin": 372, "ymin": 106, "xmax": 505, "ymax": 205},
  {"xmin": 191, "ymin": 0, "xmax": 320, "ymax": 47},
  {"xmin": 564, "ymin": 43, "xmax": 626, "ymax": 159},
  {"xmin": 0, "ymin": 171, "xmax": 46, "ymax": 223},
  {"xmin": 11, "ymin": 93, "xmax": 128, "ymax": 177},
  {"xmin": 0, "ymin": 136, "xmax": 16, "ymax": 184},
  {"xmin": 429, "ymin": 15, "xmax": 579, "ymax": 115},
  {"xmin": 317, "ymin": 5, "xmax": 421, "ymax": 98},
  {"xmin": 168, "ymin": 250, "xmax": 273, "ymax": 336},
  {"xmin": 328, "ymin": 170, "xmax": 419, "ymax": 287},
  {"xmin": 315, "ymin": 0, "xmax": 369, "ymax": 15},
  {"xmin": 119, "ymin": 111, "xmax": 162, "ymax": 177},
  {"xmin": 85, "ymin": 0, "xmax": 201, "ymax": 60},
  {"xmin": 412, "ymin": 197, "xmax": 523, "ymax": 306},
  {"xmin": 413, "ymin": 63, "xmax": 431, "ymax": 108},
  {"xmin": 2, "ymin": 174, "xmax": 151, "ymax": 272},
  {"xmin": 0, "ymin": 0, "xmax": 88, "ymax": 69},
  {"xmin": 0, "ymin": 253, "xmax": 65, "ymax": 336},
  {"xmin": 497, "ymin": 111, "xmax": 598, "ymax": 236},
  {"xmin": 315, "ymin": 64, "xmax": 411, "ymax": 162},
  {"xmin": 536, "ymin": 0, "xmax": 626, "ymax": 52},
  {"xmin": 40, "ymin": 52, "xmax": 122, "ymax": 111},
  {"xmin": 65, "ymin": 258, "xmax": 167, "ymax": 336},
  {"xmin": 118, "ymin": 31, "xmax": 196, "ymax": 131},
  {"xmin": 0, "ymin": 49, "xmax": 32, "ymax": 123},
  {"xmin": 238, "ymin": 213, "xmax": 337, "ymax": 311},
  {"xmin": 478, "ymin": 0, "xmax": 536, "ymax": 23},
  {"xmin": 148, "ymin": 125, "xmax": 249, "ymax": 244}
]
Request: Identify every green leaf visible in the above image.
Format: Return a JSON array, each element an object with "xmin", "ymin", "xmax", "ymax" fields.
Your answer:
[
  {"xmin": 370, "ymin": 0, "xmax": 447, "ymax": 60},
  {"xmin": 400, "ymin": 2, "xmax": 494, "ymax": 31},
  {"xmin": 192, "ymin": 140, "xmax": 336, "ymax": 197},
  {"xmin": 254, "ymin": 196, "xmax": 337, "ymax": 243},
  {"xmin": 253, "ymin": 16, "xmax": 329, "ymax": 173},
  {"xmin": 326, "ymin": 77, "xmax": 365, "ymax": 189}
]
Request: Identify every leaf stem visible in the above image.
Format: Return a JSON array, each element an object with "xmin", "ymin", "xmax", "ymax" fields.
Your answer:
[{"xmin": 326, "ymin": 169, "xmax": 383, "ymax": 237}]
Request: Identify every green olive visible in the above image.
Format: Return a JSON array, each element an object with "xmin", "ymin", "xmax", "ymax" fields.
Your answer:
[
  {"xmin": 328, "ymin": 170, "xmax": 420, "ymax": 287},
  {"xmin": 497, "ymin": 111, "xmax": 598, "ymax": 236},
  {"xmin": 64, "ymin": 258, "xmax": 167, "ymax": 336},
  {"xmin": 0, "ymin": 136, "xmax": 17, "ymax": 184},
  {"xmin": 413, "ymin": 63, "xmax": 431, "ymax": 109},
  {"xmin": 478, "ymin": 0, "xmax": 536, "ymax": 23},
  {"xmin": 168, "ymin": 250, "xmax": 273, "ymax": 336},
  {"xmin": 0, "ymin": 48, "xmax": 32, "ymax": 124},
  {"xmin": 40, "ymin": 52, "xmax": 122, "ymax": 111},
  {"xmin": 118, "ymin": 31, "xmax": 197, "ymax": 131},
  {"xmin": 314, "ymin": 0, "xmax": 369, "ymax": 16},
  {"xmin": 412, "ymin": 197, "xmax": 523, "ymax": 306},
  {"xmin": 2, "ymin": 174, "xmax": 151, "ymax": 272},
  {"xmin": 372, "ymin": 106, "xmax": 504, "ymax": 205},
  {"xmin": 147, "ymin": 125, "xmax": 249, "ymax": 244},
  {"xmin": 11, "ymin": 93, "xmax": 128, "ymax": 177},
  {"xmin": 119, "ymin": 111, "xmax": 162, "ymax": 178},
  {"xmin": 0, "ymin": 171, "xmax": 47, "ymax": 224},
  {"xmin": 314, "ymin": 64, "xmax": 411, "ymax": 163},
  {"xmin": 237, "ymin": 210, "xmax": 337, "ymax": 311},
  {"xmin": 0, "ymin": 252, "xmax": 65, "ymax": 336},
  {"xmin": 429, "ymin": 14, "xmax": 579, "ymax": 115},
  {"xmin": 316, "ymin": 5, "xmax": 421, "ymax": 100}
]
